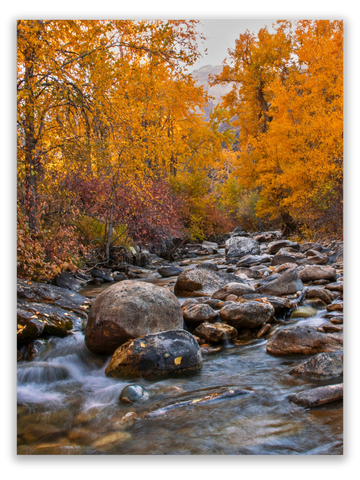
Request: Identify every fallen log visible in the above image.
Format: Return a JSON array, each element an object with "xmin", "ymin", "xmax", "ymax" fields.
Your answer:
[{"xmin": 145, "ymin": 387, "xmax": 253, "ymax": 418}]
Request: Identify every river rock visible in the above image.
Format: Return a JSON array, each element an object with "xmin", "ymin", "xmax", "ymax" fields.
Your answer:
[
  {"xmin": 325, "ymin": 281, "xmax": 343, "ymax": 292},
  {"xmin": 181, "ymin": 298, "xmax": 199, "ymax": 308},
  {"xmin": 182, "ymin": 303, "xmax": 218, "ymax": 326},
  {"xmin": 321, "ymin": 323, "xmax": 343, "ymax": 333},
  {"xmin": 202, "ymin": 241, "xmax": 219, "ymax": 254},
  {"xmin": 268, "ymin": 240, "xmax": 300, "ymax": 254},
  {"xmin": 157, "ymin": 266, "xmax": 183, "ymax": 277},
  {"xmin": 272, "ymin": 263, "xmax": 297, "ymax": 274},
  {"xmin": 230, "ymin": 226, "xmax": 245, "ymax": 236},
  {"xmin": 17, "ymin": 279, "xmax": 89, "ymax": 318},
  {"xmin": 219, "ymin": 301, "xmax": 274, "ymax": 329},
  {"xmin": 326, "ymin": 302, "xmax": 343, "ymax": 312},
  {"xmin": 289, "ymin": 384, "xmax": 343, "ymax": 407},
  {"xmin": 239, "ymin": 293, "xmax": 291, "ymax": 315},
  {"xmin": 120, "ymin": 385, "xmax": 150, "ymax": 403},
  {"xmin": 202, "ymin": 299, "xmax": 224, "ymax": 310},
  {"xmin": 90, "ymin": 269, "xmax": 114, "ymax": 283},
  {"xmin": 257, "ymin": 323, "xmax": 271, "ymax": 338},
  {"xmin": 211, "ymin": 282, "xmax": 255, "ymax": 300},
  {"xmin": 257, "ymin": 268, "xmax": 304, "ymax": 296},
  {"xmin": 236, "ymin": 255, "xmax": 271, "ymax": 267},
  {"xmin": 193, "ymin": 322, "xmax": 237, "ymax": 343},
  {"xmin": 17, "ymin": 308, "xmax": 45, "ymax": 344},
  {"xmin": 289, "ymin": 352, "xmax": 343, "ymax": 379},
  {"xmin": 85, "ymin": 281, "xmax": 183, "ymax": 355},
  {"xmin": 266, "ymin": 325, "xmax": 343, "ymax": 355},
  {"xmin": 225, "ymin": 236, "xmax": 260, "ymax": 260},
  {"xmin": 174, "ymin": 266, "xmax": 245, "ymax": 298},
  {"xmin": 290, "ymin": 306, "xmax": 318, "ymax": 319},
  {"xmin": 307, "ymin": 253, "xmax": 328, "ymax": 265},
  {"xmin": 270, "ymin": 255, "xmax": 297, "ymax": 266},
  {"xmin": 196, "ymin": 262, "xmax": 219, "ymax": 271},
  {"xmin": 306, "ymin": 288, "xmax": 332, "ymax": 304},
  {"xmin": 52, "ymin": 272, "xmax": 82, "ymax": 292},
  {"xmin": 105, "ymin": 330, "xmax": 203, "ymax": 378},
  {"xmin": 298, "ymin": 266, "xmax": 336, "ymax": 283}
]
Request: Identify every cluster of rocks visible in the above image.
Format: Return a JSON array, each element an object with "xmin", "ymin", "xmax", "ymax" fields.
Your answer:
[{"xmin": 18, "ymin": 225, "xmax": 343, "ymax": 408}]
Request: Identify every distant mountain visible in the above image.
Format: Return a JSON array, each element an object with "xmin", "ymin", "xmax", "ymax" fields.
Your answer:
[{"xmin": 191, "ymin": 65, "xmax": 233, "ymax": 121}]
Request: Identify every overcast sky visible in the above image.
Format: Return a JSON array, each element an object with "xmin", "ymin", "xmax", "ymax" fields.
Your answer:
[{"xmin": 192, "ymin": 19, "xmax": 277, "ymax": 69}]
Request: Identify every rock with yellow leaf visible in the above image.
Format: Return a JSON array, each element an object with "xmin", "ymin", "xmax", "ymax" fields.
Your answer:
[{"xmin": 105, "ymin": 329, "xmax": 203, "ymax": 379}]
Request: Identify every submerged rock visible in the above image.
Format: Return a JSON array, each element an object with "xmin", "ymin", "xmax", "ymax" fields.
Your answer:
[
  {"xmin": 290, "ymin": 306, "xmax": 318, "ymax": 319},
  {"xmin": 120, "ymin": 385, "xmax": 150, "ymax": 404},
  {"xmin": 105, "ymin": 330, "xmax": 203, "ymax": 378},
  {"xmin": 85, "ymin": 281, "xmax": 183, "ymax": 355}
]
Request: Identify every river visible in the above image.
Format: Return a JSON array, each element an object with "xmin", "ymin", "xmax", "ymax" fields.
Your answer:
[{"xmin": 17, "ymin": 252, "xmax": 343, "ymax": 455}]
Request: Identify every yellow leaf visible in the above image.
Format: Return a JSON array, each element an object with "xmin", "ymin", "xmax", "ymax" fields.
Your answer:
[
  {"xmin": 174, "ymin": 356, "xmax": 182, "ymax": 365},
  {"xmin": 140, "ymin": 342, "xmax": 145, "ymax": 348},
  {"xmin": 30, "ymin": 315, "xmax": 38, "ymax": 319}
]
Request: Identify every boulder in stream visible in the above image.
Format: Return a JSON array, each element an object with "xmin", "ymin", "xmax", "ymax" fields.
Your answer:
[
  {"xmin": 289, "ymin": 384, "xmax": 343, "ymax": 407},
  {"xmin": 289, "ymin": 352, "xmax": 343, "ymax": 379},
  {"xmin": 219, "ymin": 301, "xmax": 275, "ymax": 329},
  {"xmin": 211, "ymin": 282, "xmax": 255, "ymax": 300},
  {"xmin": 266, "ymin": 325, "xmax": 343, "ymax": 355},
  {"xmin": 257, "ymin": 268, "xmax": 304, "ymax": 296},
  {"xmin": 174, "ymin": 266, "xmax": 245, "ymax": 298},
  {"xmin": 193, "ymin": 322, "xmax": 237, "ymax": 343},
  {"xmin": 85, "ymin": 281, "xmax": 183, "ymax": 355},
  {"xmin": 182, "ymin": 303, "xmax": 218, "ymax": 326},
  {"xmin": 105, "ymin": 329, "xmax": 203, "ymax": 378}
]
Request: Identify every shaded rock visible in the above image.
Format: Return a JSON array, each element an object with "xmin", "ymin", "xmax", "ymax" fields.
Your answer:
[
  {"xmin": 17, "ymin": 350, "xmax": 23, "ymax": 362},
  {"xmin": 52, "ymin": 272, "xmax": 82, "ymax": 292},
  {"xmin": 289, "ymin": 384, "xmax": 343, "ymax": 407},
  {"xmin": 202, "ymin": 298, "xmax": 223, "ymax": 310},
  {"xmin": 307, "ymin": 253, "xmax": 328, "ymax": 265},
  {"xmin": 230, "ymin": 226, "xmax": 245, "ymax": 236},
  {"xmin": 85, "ymin": 281, "xmax": 183, "ymax": 355},
  {"xmin": 298, "ymin": 266, "xmax": 336, "ymax": 283},
  {"xmin": 174, "ymin": 267, "xmax": 245, "ymax": 298},
  {"xmin": 90, "ymin": 269, "xmax": 114, "ymax": 283},
  {"xmin": 114, "ymin": 273, "xmax": 127, "ymax": 282},
  {"xmin": 157, "ymin": 266, "xmax": 183, "ymax": 278},
  {"xmin": 289, "ymin": 352, "xmax": 343, "ymax": 379},
  {"xmin": 105, "ymin": 330, "xmax": 203, "ymax": 378},
  {"xmin": 17, "ymin": 308, "xmax": 45, "ymax": 344},
  {"xmin": 120, "ymin": 385, "xmax": 150, "ymax": 404},
  {"xmin": 211, "ymin": 282, "xmax": 255, "ymax": 300},
  {"xmin": 326, "ymin": 302, "xmax": 343, "ymax": 313},
  {"xmin": 270, "ymin": 255, "xmax": 297, "ymax": 267},
  {"xmin": 181, "ymin": 298, "xmax": 199, "ymax": 308},
  {"xmin": 182, "ymin": 304, "xmax": 218, "ymax": 326},
  {"xmin": 256, "ymin": 273, "xmax": 280, "ymax": 287},
  {"xmin": 268, "ymin": 240, "xmax": 300, "ymax": 254},
  {"xmin": 225, "ymin": 236, "xmax": 260, "ymax": 260},
  {"xmin": 193, "ymin": 322, "xmax": 237, "ymax": 343},
  {"xmin": 257, "ymin": 269, "xmax": 304, "ymax": 296},
  {"xmin": 266, "ymin": 325, "xmax": 343, "ymax": 355},
  {"xmin": 200, "ymin": 345, "xmax": 223, "ymax": 355},
  {"xmin": 220, "ymin": 301, "xmax": 274, "ymax": 329}
]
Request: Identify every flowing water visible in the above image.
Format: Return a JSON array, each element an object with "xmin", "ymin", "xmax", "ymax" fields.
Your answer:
[{"xmin": 17, "ymin": 254, "xmax": 343, "ymax": 455}]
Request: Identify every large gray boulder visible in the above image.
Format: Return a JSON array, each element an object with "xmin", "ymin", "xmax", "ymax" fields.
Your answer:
[
  {"xmin": 174, "ymin": 267, "xmax": 245, "ymax": 298},
  {"xmin": 257, "ymin": 268, "xmax": 304, "ymax": 296},
  {"xmin": 85, "ymin": 281, "xmax": 183, "ymax": 355},
  {"xmin": 298, "ymin": 265, "xmax": 336, "ymax": 283},
  {"xmin": 105, "ymin": 330, "xmax": 203, "ymax": 378},
  {"xmin": 266, "ymin": 325, "xmax": 343, "ymax": 355},
  {"xmin": 225, "ymin": 236, "xmax": 260, "ymax": 260},
  {"xmin": 219, "ymin": 301, "xmax": 274, "ymax": 329}
]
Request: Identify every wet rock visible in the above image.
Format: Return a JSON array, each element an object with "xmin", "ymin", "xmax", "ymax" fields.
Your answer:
[
  {"xmin": 157, "ymin": 266, "xmax": 183, "ymax": 278},
  {"xmin": 322, "ymin": 324, "xmax": 343, "ymax": 333},
  {"xmin": 105, "ymin": 329, "xmax": 203, "ymax": 378},
  {"xmin": 200, "ymin": 345, "xmax": 223, "ymax": 355},
  {"xmin": 289, "ymin": 352, "xmax": 343, "ymax": 379},
  {"xmin": 120, "ymin": 385, "xmax": 150, "ymax": 403},
  {"xmin": 298, "ymin": 266, "xmax": 336, "ymax": 283},
  {"xmin": 26, "ymin": 339, "xmax": 49, "ymax": 361},
  {"xmin": 17, "ymin": 279, "xmax": 89, "ymax": 317},
  {"xmin": 85, "ymin": 281, "xmax": 183, "ymax": 355},
  {"xmin": 257, "ymin": 268, "xmax": 304, "ymax": 296},
  {"xmin": 52, "ymin": 272, "xmax": 82, "ymax": 292},
  {"xmin": 290, "ymin": 306, "xmax": 318, "ymax": 319},
  {"xmin": 202, "ymin": 298, "xmax": 223, "ymax": 310},
  {"xmin": 211, "ymin": 282, "xmax": 255, "ymax": 300},
  {"xmin": 330, "ymin": 317, "xmax": 343, "ymax": 325},
  {"xmin": 266, "ymin": 325, "xmax": 343, "ymax": 355},
  {"xmin": 325, "ymin": 281, "xmax": 343, "ymax": 292},
  {"xmin": 326, "ymin": 302, "xmax": 343, "ymax": 313},
  {"xmin": 174, "ymin": 266, "xmax": 245, "ymax": 298},
  {"xmin": 17, "ymin": 308, "xmax": 45, "ymax": 344},
  {"xmin": 256, "ymin": 323, "xmax": 271, "ymax": 339},
  {"xmin": 289, "ymin": 383, "xmax": 343, "ymax": 407},
  {"xmin": 239, "ymin": 294, "xmax": 291, "ymax": 315},
  {"xmin": 268, "ymin": 240, "xmax": 300, "ymax": 254},
  {"xmin": 182, "ymin": 303, "xmax": 218, "ymax": 326},
  {"xmin": 220, "ymin": 301, "xmax": 274, "ymax": 329},
  {"xmin": 114, "ymin": 273, "xmax": 127, "ymax": 282},
  {"xmin": 193, "ymin": 322, "xmax": 237, "ymax": 343},
  {"xmin": 225, "ymin": 236, "xmax": 260, "ymax": 260},
  {"xmin": 181, "ymin": 298, "xmax": 199, "ymax": 308}
]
